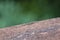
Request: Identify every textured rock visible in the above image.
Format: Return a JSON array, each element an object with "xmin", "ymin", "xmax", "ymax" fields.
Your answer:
[{"xmin": 0, "ymin": 18, "xmax": 60, "ymax": 40}]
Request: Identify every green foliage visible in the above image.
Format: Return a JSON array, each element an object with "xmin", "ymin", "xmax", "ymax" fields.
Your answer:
[{"xmin": 0, "ymin": 0, "xmax": 60, "ymax": 28}]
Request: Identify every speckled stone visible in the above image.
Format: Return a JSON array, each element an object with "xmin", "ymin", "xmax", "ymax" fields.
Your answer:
[{"xmin": 0, "ymin": 18, "xmax": 60, "ymax": 40}]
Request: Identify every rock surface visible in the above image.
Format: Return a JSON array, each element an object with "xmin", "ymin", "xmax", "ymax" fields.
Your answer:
[{"xmin": 0, "ymin": 18, "xmax": 60, "ymax": 40}]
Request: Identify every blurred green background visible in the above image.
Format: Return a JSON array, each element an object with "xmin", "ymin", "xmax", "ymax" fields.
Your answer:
[{"xmin": 0, "ymin": 0, "xmax": 60, "ymax": 28}]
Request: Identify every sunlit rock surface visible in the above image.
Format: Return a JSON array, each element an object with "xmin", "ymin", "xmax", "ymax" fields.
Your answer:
[{"xmin": 0, "ymin": 18, "xmax": 60, "ymax": 40}]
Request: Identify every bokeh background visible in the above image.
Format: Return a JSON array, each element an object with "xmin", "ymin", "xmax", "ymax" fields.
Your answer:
[{"xmin": 0, "ymin": 0, "xmax": 60, "ymax": 28}]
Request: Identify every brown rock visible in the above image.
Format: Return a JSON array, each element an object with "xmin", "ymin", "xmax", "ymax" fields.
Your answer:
[{"xmin": 0, "ymin": 17, "xmax": 60, "ymax": 40}]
